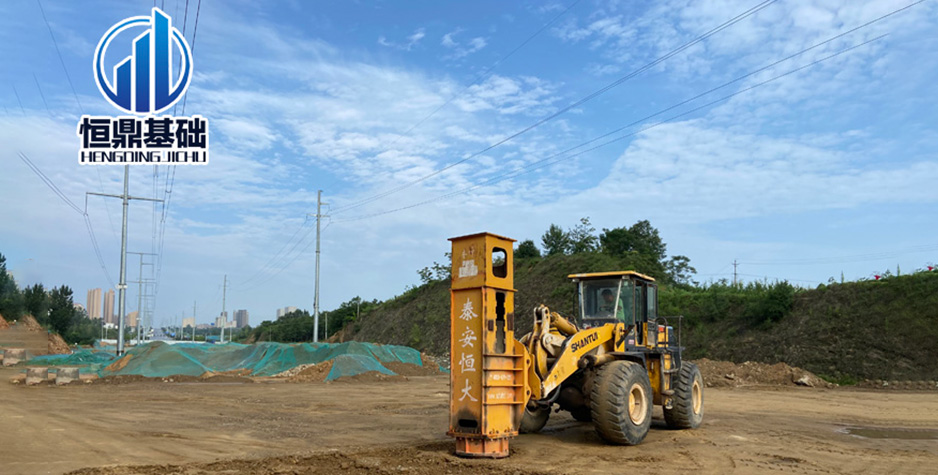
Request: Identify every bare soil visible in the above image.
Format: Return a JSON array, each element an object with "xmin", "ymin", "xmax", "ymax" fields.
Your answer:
[
  {"xmin": 694, "ymin": 358, "xmax": 834, "ymax": 388},
  {"xmin": 0, "ymin": 313, "xmax": 9, "ymax": 330},
  {"xmin": 18, "ymin": 315, "xmax": 43, "ymax": 332},
  {"xmin": 286, "ymin": 361, "xmax": 332, "ymax": 382},
  {"xmin": 0, "ymin": 365, "xmax": 935, "ymax": 474},
  {"xmin": 48, "ymin": 333, "xmax": 70, "ymax": 355}
]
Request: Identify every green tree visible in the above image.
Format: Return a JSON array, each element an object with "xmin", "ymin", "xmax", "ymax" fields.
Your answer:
[
  {"xmin": 47, "ymin": 285, "xmax": 75, "ymax": 336},
  {"xmin": 541, "ymin": 224, "xmax": 570, "ymax": 256},
  {"xmin": 665, "ymin": 255, "xmax": 697, "ymax": 287},
  {"xmin": 515, "ymin": 240, "xmax": 541, "ymax": 259},
  {"xmin": 0, "ymin": 253, "xmax": 23, "ymax": 319},
  {"xmin": 600, "ymin": 220, "xmax": 666, "ymax": 262},
  {"xmin": 568, "ymin": 217, "xmax": 598, "ymax": 254},
  {"xmin": 23, "ymin": 283, "xmax": 49, "ymax": 325}
]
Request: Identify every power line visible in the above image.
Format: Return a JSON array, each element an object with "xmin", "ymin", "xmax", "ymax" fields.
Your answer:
[
  {"xmin": 155, "ymin": 0, "xmax": 200, "ymax": 304},
  {"xmin": 32, "ymin": 73, "xmax": 52, "ymax": 117},
  {"xmin": 36, "ymin": 0, "xmax": 82, "ymax": 112},
  {"xmin": 237, "ymin": 218, "xmax": 310, "ymax": 286},
  {"xmin": 333, "ymin": 32, "xmax": 888, "ymax": 223},
  {"xmin": 17, "ymin": 151, "xmax": 115, "ymax": 287},
  {"xmin": 330, "ymin": 0, "xmax": 778, "ymax": 214},
  {"xmin": 239, "ymin": 4, "xmax": 582, "ymax": 289},
  {"xmin": 237, "ymin": 216, "xmax": 333, "ymax": 293},
  {"xmin": 36, "ymin": 0, "xmax": 121, "ymax": 242},
  {"xmin": 11, "ymin": 85, "xmax": 26, "ymax": 116}
]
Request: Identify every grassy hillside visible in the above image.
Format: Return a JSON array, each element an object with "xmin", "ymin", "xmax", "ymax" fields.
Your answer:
[{"xmin": 337, "ymin": 253, "xmax": 938, "ymax": 381}]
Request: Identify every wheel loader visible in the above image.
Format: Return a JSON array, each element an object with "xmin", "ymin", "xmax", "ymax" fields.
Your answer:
[{"xmin": 447, "ymin": 233, "xmax": 703, "ymax": 458}]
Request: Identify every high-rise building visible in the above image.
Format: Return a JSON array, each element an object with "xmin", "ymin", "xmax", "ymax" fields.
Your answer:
[
  {"xmin": 103, "ymin": 289, "xmax": 115, "ymax": 324},
  {"xmin": 233, "ymin": 309, "xmax": 249, "ymax": 328},
  {"xmin": 215, "ymin": 314, "xmax": 227, "ymax": 329},
  {"xmin": 277, "ymin": 306, "xmax": 298, "ymax": 319},
  {"xmin": 182, "ymin": 317, "xmax": 195, "ymax": 328},
  {"xmin": 86, "ymin": 288, "xmax": 102, "ymax": 320},
  {"xmin": 126, "ymin": 311, "xmax": 138, "ymax": 328}
]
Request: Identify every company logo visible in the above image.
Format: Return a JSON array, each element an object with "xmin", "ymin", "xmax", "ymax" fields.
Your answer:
[
  {"xmin": 93, "ymin": 7, "xmax": 192, "ymax": 115},
  {"xmin": 78, "ymin": 7, "xmax": 208, "ymax": 165}
]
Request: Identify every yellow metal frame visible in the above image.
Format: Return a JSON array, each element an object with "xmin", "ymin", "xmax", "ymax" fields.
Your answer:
[{"xmin": 448, "ymin": 233, "xmax": 526, "ymax": 459}]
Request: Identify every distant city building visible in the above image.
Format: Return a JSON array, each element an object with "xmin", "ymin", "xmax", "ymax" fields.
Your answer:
[
  {"xmin": 73, "ymin": 303, "xmax": 85, "ymax": 313},
  {"xmin": 233, "ymin": 309, "xmax": 249, "ymax": 328},
  {"xmin": 215, "ymin": 314, "xmax": 228, "ymax": 329},
  {"xmin": 182, "ymin": 317, "xmax": 195, "ymax": 328},
  {"xmin": 196, "ymin": 323, "xmax": 211, "ymax": 330},
  {"xmin": 276, "ymin": 306, "xmax": 298, "ymax": 319},
  {"xmin": 87, "ymin": 288, "xmax": 102, "ymax": 320},
  {"xmin": 127, "ymin": 311, "xmax": 138, "ymax": 327},
  {"xmin": 103, "ymin": 289, "xmax": 115, "ymax": 324}
]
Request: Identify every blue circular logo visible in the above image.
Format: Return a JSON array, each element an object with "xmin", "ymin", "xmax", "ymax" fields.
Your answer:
[{"xmin": 93, "ymin": 8, "xmax": 193, "ymax": 115}]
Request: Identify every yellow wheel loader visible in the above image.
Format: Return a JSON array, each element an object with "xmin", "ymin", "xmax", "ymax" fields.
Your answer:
[{"xmin": 448, "ymin": 233, "xmax": 702, "ymax": 458}]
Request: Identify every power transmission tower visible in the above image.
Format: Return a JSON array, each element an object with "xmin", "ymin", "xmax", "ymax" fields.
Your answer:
[
  {"xmin": 733, "ymin": 259, "xmax": 738, "ymax": 288},
  {"xmin": 192, "ymin": 301, "xmax": 197, "ymax": 341},
  {"xmin": 87, "ymin": 166, "xmax": 163, "ymax": 356},
  {"xmin": 128, "ymin": 252, "xmax": 156, "ymax": 344},
  {"xmin": 307, "ymin": 190, "xmax": 329, "ymax": 343}
]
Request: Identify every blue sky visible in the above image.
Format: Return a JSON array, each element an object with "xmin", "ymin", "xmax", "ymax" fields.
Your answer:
[{"xmin": 2, "ymin": 0, "xmax": 937, "ymax": 326}]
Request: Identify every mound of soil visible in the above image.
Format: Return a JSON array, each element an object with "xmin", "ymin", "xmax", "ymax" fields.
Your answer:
[
  {"xmin": 694, "ymin": 358, "xmax": 834, "ymax": 389},
  {"xmin": 383, "ymin": 361, "xmax": 443, "ymax": 376},
  {"xmin": 19, "ymin": 314, "xmax": 43, "ymax": 331},
  {"xmin": 196, "ymin": 370, "xmax": 254, "ymax": 383},
  {"xmin": 0, "ymin": 313, "xmax": 9, "ymax": 330},
  {"xmin": 286, "ymin": 361, "xmax": 333, "ymax": 383},
  {"xmin": 48, "ymin": 333, "xmax": 71, "ymax": 354}
]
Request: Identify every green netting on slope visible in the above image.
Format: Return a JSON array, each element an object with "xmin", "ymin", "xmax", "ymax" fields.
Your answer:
[
  {"xmin": 99, "ymin": 340, "xmax": 425, "ymax": 378},
  {"xmin": 108, "ymin": 343, "xmax": 213, "ymax": 377},
  {"xmin": 26, "ymin": 349, "xmax": 116, "ymax": 373},
  {"xmin": 326, "ymin": 354, "xmax": 395, "ymax": 381}
]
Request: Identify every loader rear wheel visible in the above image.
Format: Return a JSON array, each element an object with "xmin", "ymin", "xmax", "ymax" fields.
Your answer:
[
  {"xmin": 519, "ymin": 405, "xmax": 550, "ymax": 433},
  {"xmin": 590, "ymin": 360, "xmax": 653, "ymax": 445},
  {"xmin": 664, "ymin": 362, "xmax": 704, "ymax": 429}
]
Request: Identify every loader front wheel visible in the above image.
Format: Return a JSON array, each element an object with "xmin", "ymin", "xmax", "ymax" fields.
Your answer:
[
  {"xmin": 664, "ymin": 362, "xmax": 704, "ymax": 429},
  {"xmin": 519, "ymin": 405, "xmax": 550, "ymax": 433},
  {"xmin": 590, "ymin": 360, "xmax": 653, "ymax": 445}
]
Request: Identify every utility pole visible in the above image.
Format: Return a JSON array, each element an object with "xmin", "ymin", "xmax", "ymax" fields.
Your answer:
[
  {"xmin": 307, "ymin": 190, "xmax": 328, "ymax": 343},
  {"xmin": 733, "ymin": 259, "xmax": 738, "ymax": 288},
  {"xmin": 87, "ymin": 166, "xmax": 163, "ymax": 356},
  {"xmin": 220, "ymin": 275, "xmax": 227, "ymax": 343}
]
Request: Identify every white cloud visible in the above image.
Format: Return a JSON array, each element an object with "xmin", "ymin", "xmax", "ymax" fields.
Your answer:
[
  {"xmin": 378, "ymin": 28, "xmax": 426, "ymax": 51},
  {"xmin": 440, "ymin": 29, "xmax": 488, "ymax": 59},
  {"xmin": 581, "ymin": 120, "xmax": 938, "ymax": 223}
]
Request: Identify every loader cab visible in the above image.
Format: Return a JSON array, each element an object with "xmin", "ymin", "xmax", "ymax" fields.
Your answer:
[{"xmin": 569, "ymin": 271, "xmax": 658, "ymax": 342}]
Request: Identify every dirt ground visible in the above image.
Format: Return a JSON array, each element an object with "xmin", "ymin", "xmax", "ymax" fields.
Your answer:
[{"xmin": 0, "ymin": 367, "xmax": 936, "ymax": 475}]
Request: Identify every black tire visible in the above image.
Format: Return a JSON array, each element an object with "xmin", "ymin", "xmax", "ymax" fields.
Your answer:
[
  {"xmin": 519, "ymin": 405, "xmax": 550, "ymax": 433},
  {"xmin": 664, "ymin": 362, "xmax": 704, "ymax": 429},
  {"xmin": 589, "ymin": 360, "xmax": 653, "ymax": 445},
  {"xmin": 570, "ymin": 406, "xmax": 592, "ymax": 422}
]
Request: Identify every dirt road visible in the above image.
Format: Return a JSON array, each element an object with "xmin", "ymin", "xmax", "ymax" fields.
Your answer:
[{"xmin": 0, "ymin": 366, "xmax": 935, "ymax": 474}]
